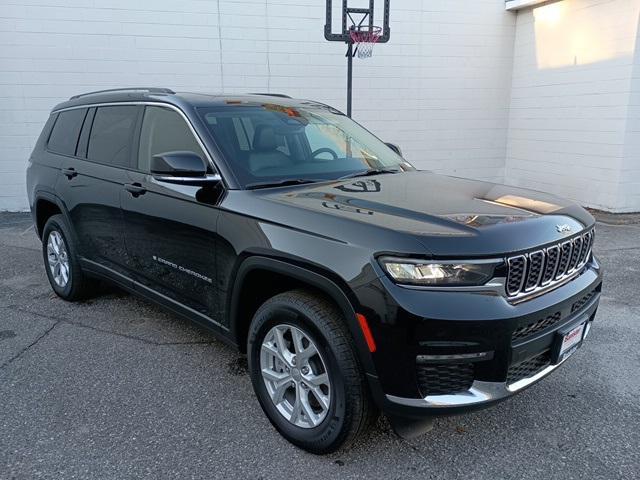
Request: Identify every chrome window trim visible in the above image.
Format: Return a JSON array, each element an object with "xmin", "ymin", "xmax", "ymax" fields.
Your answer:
[
  {"xmin": 51, "ymin": 101, "xmax": 223, "ymax": 183},
  {"xmin": 151, "ymin": 174, "xmax": 222, "ymax": 184}
]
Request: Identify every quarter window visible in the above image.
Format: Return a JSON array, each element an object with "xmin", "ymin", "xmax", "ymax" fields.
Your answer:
[
  {"xmin": 87, "ymin": 106, "xmax": 138, "ymax": 167},
  {"xmin": 47, "ymin": 108, "xmax": 87, "ymax": 156},
  {"xmin": 137, "ymin": 106, "xmax": 206, "ymax": 172}
]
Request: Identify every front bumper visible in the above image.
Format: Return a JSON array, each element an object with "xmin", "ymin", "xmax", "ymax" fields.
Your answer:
[
  {"xmin": 385, "ymin": 336, "xmax": 587, "ymax": 412},
  {"xmin": 356, "ymin": 258, "xmax": 603, "ymax": 418}
]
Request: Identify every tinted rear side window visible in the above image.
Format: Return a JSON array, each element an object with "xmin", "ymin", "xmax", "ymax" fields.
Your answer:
[
  {"xmin": 47, "ymin": 108, "xmax": 87, "ymax": 156},
  {"xmin": 88, "ymin": 106, "xmax": 138, "ymax": 167}
]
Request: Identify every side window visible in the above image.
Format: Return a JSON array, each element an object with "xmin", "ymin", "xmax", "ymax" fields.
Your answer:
[
  {"xmin": 87, "ymin": 106, "xmax": 138, "ymax": 167},
  {"xmin": 138, "ymin": 106, "xmax": 207, "ymax": 172},
  {"xmin": 76, "ymin": 108, "xmax": 96, "ymax": 158},
  {"xmin": 47, "ymin": 108, "xmax": 87, "ymax": 156}
]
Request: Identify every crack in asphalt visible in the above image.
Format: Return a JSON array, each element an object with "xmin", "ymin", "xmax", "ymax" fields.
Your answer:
[
  {"xmin": 4, "ymin": 306, "xmax": 220, "ymax": 348},
  {"xmin": 0, "ymin": 321, "xmax": 60, "ymax": 370},
  {"xmin": 0, "ymin": 243, "xmax": 40, "ymax": 253}
]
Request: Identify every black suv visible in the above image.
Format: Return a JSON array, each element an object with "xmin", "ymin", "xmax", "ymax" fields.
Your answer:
[{"xmin": 27, "ymin": 88, "xmax": 602, "ymax": 453}]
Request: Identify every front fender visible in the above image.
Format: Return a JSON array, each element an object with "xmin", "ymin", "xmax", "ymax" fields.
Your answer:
[{"xmin": 228, "ymin": 255, "xmax": 379, "ymax": 380}]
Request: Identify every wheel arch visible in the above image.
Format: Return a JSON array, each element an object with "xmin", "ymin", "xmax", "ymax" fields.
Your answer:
[
  {"xmin": 229, "ymin": 256, "xmax": 377, "ymax": 378},
  {"xmin": 33, "ymin": 192, "xmax": 71, "ymax": 240}
]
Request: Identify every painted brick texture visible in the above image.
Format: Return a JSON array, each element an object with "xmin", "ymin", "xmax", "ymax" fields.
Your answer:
[
  {"xmin": 505, "ymin": 0, "xmax": 640, "ymax": 212},
  {"xmin": 0, "ymin": 0, "xmax": 515, "ymax": 210}
]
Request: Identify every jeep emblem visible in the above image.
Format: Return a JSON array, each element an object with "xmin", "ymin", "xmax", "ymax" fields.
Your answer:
[{"xmin": 556, "ymin": 224, "xmax": 572, "ymax": 233}]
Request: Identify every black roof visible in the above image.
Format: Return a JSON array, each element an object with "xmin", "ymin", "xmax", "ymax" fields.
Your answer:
[{"xmin": 51, "ymin": 87, "xmax": 330, "ymax": 113}]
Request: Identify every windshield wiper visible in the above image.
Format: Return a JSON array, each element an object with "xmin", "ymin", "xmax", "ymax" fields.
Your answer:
[
  {"xmin": 245, "ymin": 178, "xmax": 320, "ymax": 190},
  {"xmin": 338, "ymin": 168, "xmax": 401, "ymax": 180}
]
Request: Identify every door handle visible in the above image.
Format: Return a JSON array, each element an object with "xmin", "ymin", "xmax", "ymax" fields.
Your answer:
[
  {"xmin": 62, "ymin": 167, "xmax": 77, "ymax": 179},
  {"xmin": 125, "ymin": 182, "xmax": 147, "ymax": 197}
]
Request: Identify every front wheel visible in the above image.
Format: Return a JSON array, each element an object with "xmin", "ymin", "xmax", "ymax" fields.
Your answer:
[{"xmin": 248, "ymin": 290, "xmax": 376, "ymax": 454}]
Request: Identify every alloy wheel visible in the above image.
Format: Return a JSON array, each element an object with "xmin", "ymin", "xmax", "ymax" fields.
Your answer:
[
  {"xmin": 260, "ymin": 324, "xmax": 331, "ymax": 428},
  {"xmin": 47, "ymin": 230, "xmax": 70, "ymax": 288}
]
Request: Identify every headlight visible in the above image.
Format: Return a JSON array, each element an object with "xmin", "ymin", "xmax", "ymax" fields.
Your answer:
[{"xmin": 379, "ymin": 257, "xmax": 500, "ymax": 286}]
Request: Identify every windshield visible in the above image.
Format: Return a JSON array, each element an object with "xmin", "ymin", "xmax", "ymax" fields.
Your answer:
[{"xmin": 197, "ymin": 103, "xmax": 414, "ymax": 188}]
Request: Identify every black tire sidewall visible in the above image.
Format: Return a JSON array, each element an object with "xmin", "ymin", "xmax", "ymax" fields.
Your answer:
[
  {"xmin": 41, "ymin": 215, "xmax": 78, "ymax": 299},
  {"xmin": 248, "ymin": 301, "xmax": 350, "ymax": 452}
]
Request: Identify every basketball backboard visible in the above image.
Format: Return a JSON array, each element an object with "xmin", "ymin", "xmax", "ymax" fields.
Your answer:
[{"xmin": 324, "ymin": 0, "xmax": 390, "ymax": 43}]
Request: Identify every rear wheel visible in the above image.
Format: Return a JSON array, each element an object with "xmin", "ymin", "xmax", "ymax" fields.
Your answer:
[
  {"xmin": 41, "ymin": 214, "xmax": 97, "ymax": 301},
  {"xmin": 248, "ymin": 290, "xmax": 376, "ymax": 454}
]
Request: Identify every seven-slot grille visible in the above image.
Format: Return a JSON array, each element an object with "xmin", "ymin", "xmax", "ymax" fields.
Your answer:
[{"xmin": 506, "ymin": 229, "xmax": 594, "ymax": 298}]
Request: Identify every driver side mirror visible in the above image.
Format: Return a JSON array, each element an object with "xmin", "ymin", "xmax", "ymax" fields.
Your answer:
[
  {"xmin": 151, "ymin": 151, "xmax": 221, "ymax": 186},
  {"xmin": 385, "ymin": 142, "xmax": 403, "ymax": 157}
]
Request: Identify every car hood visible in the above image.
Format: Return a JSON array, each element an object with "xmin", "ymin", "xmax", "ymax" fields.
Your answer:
[{"xmin": 262, "ymin": 171, "xmax": 595, "ymax": 256}]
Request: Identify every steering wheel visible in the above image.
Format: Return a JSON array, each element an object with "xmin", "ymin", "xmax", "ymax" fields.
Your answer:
[{"xmin": 310, "ymin": 147, "xmax": 338, "ymax": 161}]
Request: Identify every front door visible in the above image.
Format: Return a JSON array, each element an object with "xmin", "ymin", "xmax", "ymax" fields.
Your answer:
[{"xmin": 121, "ymin": 105, "xmax": 222, "ymax": 323}]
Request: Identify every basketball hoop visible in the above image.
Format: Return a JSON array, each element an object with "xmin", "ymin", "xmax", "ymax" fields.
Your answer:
[
  {"xmin": 349, "ymin": 26, "xmax": 382, "ymax": 59},
  {"xmin": 324, "ymin": 1, "xmax": 391, "ymax": 116}
]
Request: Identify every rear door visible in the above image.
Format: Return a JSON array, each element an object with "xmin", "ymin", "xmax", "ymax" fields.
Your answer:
[
  {"xmin": 55, "ymin": 105, "xmax": 140, "ymax": 275},
  {"xmin": 121, "ymin": 105, "xmax": 222, "ymax": 323}
]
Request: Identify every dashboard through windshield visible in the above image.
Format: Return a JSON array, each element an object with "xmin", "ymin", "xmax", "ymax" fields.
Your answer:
[{"xmin": 197, "ymin": 102, "xmax": 414, "ymax": 188}]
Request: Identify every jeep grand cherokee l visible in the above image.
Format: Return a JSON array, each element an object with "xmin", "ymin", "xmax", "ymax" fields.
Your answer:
[{"xmin": 26, "ymin": 88, "xmax": 602, "ymax": 454}]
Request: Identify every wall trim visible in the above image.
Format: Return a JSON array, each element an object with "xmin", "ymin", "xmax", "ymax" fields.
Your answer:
[{"xmin": 505, "ymin": 0, "xmax": 552, "ymax": 11}]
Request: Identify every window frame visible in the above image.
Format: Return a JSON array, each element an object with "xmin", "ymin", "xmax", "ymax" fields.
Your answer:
[
  {"xmin": 135, "ymin": 105, "xmax": 209, "ymax": 174},
  {"xmin": 76, "ymin": 107, "xmax": 96, "ymax": 159},
  {"xmin": 49, "ymin": 102, "xmax": 223, "ymax": 182},
  {"xmin": 86, "ymin": 105, "xmax": 143, "ymax": 169},
  {"xmin": 45, "ymin": 108, "xmax": 89, "ymax": 158}
]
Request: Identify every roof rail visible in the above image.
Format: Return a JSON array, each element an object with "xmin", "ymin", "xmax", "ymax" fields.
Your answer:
[
  {"xmin": 248, "ymin": 93, "xmax": 292, "ymax": 98},
  {"xmin": 70, "ymin": 87, "xmax": 175, "ymax": 100}
]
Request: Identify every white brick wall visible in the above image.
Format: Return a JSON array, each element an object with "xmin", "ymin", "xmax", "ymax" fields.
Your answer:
[
  {"xmin": 0, "ymin": 0, "xmax": 516, "ymax": 211},
  {"xmin": 621, "ymin": 46, "xmax": 640, "ymax": 211},
  {"xmin": 505, "ymin": 0, "xmax": 640, "ymax": 212},
  {"xmin": 1, "ymin": 0, "xmax": 638, "ymax": 212}
]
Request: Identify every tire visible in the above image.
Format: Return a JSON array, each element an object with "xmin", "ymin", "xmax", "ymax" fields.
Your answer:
[
  {"xmin": 41, "ymin": 214, "xmax": 97, "ymax": 301},
  {"xmin": 248, "ymin": 289, "xmax": 376, "ymax": 454}
]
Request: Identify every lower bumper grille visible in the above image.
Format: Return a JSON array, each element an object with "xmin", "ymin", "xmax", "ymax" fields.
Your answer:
[
  {"xmin": 512, "ymin": 287, "xmax": 599, "ymax": 343},
  {"xmin": 507, "ymin": 350, "xmax": 551, "ymax": 385},
  {"xmin": 572, "ymin": 289, "xmax": 598, "ymax": 313},
  {"xmin": 512, "ymin": 311, "xmax": 561, "ymax": 341},
  {"xmin": 416, "ymin": 363, "xmax": 474, "ymax": 397}
]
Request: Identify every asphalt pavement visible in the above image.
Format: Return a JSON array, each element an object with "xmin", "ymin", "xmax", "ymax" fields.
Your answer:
[{"xmin": 0, "ymin": 212, "xmax": 639, "ymax": 479}]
